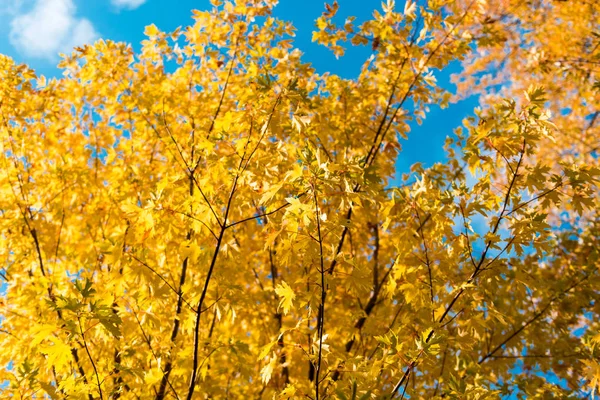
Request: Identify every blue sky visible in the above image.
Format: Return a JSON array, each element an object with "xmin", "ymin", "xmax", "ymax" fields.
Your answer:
[{"xmin": 0, "ymin": 0, "xmax": 478, "ymax": 178}]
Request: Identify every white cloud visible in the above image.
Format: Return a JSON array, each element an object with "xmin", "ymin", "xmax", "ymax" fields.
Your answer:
[
  {"xmin": 110, "ymin": 0, "xmax": 146, "ymax": 10},
  {"xmin": 9, "ymin": 0, "xmax": 98, "ymax": 61}
]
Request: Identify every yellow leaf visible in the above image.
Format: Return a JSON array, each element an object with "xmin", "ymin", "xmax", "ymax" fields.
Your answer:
[
  {"xmin": 404, "ymin": 0, "xmax": 417, "ymax": 19},
  {"xmin": 257, "ymin": 341, "xmax": 276, "ymax": 360},
  {"xmin": 275, "ymin": 281, "xmax": 295, "ymax": 315},
  {"xmin": 40, "ymin": 339, "xmax": 72, "ymax": 370},
  {"xmin": 32, "ymin": 325, "xmax": 56, "ymax": 347},
  {"xmin": 260, "ymin": 355, "xmax": 277, "ymax": 384},
  {"xmin": 260, "ymin": 182, "xmax": 283, "ymax": 205},
  {"xmin": 144, "ymin": 24, "xmax": 159, "ymax": 37},
  {"xmin": 145, "ymin": 367, "xmax": 163, "ymax": 385},
  {"xmin": 278, "ymin": 384, "xmax": 297, "ymax": 399},
  {"xmin": 285, "ymin": 164, "xmax": 304, "ymax": 182}
]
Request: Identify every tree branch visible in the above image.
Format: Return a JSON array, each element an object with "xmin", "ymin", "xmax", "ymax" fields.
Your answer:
[
  {"xmin": 313, "ymin": 184, "xmax": 326, "ymax": 400},
  {"xmin": 478, "ymin": 273, "xmax": 591, "ymax": 364},
  {"xmin": 78, "ymin": 316, "xmax": 103, "ymax": 400}
]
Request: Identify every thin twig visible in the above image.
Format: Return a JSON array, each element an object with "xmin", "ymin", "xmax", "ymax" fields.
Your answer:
[
  {"xmin": 313, "ymin": 183, "xmax": 326, "ymax": 400},
  {"xmin": 162, "ymin": 208, "xmax": 218, "ymax": 240},
  {"xmin": 390, "ymin": 136, "xmax": 524, "ymax": 397},
  {"xmin": 416, "ymin": 208, "xmax": 435, "ymax": 320},
  {"xmin": 78, "ymin": 316, "xmax": 103, "ymax": 400},
  {"xmin": 128, "ymin": 300, "xmax": 180, "ymax": 399},
  {"xmin": 186, "ymin": 89, "xmax": 283, "ymax": 400},
  {"xmin": 226, "ymin": 195, "xmax": 303, "ymax": 229},
  {"xmin": 129, "ymin": 254, "xmax": 196, "ymax": 313},
  {"xmin": 478, "ymin": 273, "xmax": 591, "ymax": 364}
]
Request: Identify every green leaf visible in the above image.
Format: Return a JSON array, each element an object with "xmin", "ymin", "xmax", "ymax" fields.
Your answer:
[{"xmin": 74, "ymin": 278, "xmax": 95, "ymax": 298}]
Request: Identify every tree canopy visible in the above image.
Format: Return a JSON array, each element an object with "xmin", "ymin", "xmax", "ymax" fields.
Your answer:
[{"xmin": 0, "ymin": 0, "xmax": 599, "ymax": 398}]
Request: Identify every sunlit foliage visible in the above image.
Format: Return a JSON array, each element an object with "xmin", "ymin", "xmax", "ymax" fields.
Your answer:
[{"xmin": 1, "ymin": 0, "xmax": 599, "ymax": 398}]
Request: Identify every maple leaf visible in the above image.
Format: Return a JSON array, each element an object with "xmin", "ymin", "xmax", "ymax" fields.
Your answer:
[{"xmin": 274, "ymin": 281, "xmax": 296, "ymax": 315}]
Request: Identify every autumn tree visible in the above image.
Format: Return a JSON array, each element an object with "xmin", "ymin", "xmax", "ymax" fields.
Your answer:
[{"xmin": 1, "ymin": 0, "xmax": 599, "ymax": 399}]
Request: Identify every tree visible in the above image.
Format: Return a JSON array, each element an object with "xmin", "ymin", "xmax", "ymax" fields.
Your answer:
[{"xmin": 0, "ymin": 0, "xmax": 598, "ymax": 398}]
